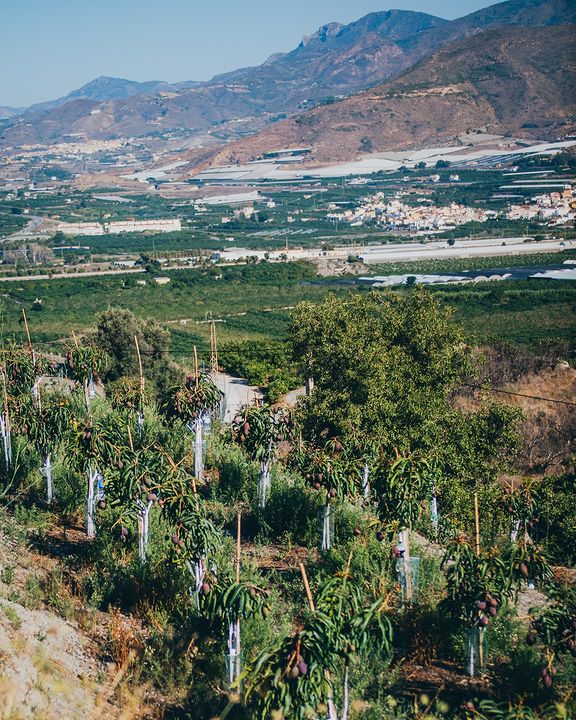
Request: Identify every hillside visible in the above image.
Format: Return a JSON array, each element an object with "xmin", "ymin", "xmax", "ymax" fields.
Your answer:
[
  {"xmin": 203, "ymin": 25, "xmax": 576, "ymax": 167},
  {"xmin": 2, "ymin": 0, "xmax": 574, "ymax": 147}
]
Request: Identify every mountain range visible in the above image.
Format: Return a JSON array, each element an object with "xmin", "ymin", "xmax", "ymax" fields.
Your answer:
[
  {"xmin": 1, "ymin": 0, "xmax": 574, "ymax": 154},
  {"xmin": 205, "ymin": 24, "xmax": 575, "ymax": 167}
]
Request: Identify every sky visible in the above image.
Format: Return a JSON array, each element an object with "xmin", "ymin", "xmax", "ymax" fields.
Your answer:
[{"xmin": 2, "ymin": 0, "xmax": 494, "ymax": 107}]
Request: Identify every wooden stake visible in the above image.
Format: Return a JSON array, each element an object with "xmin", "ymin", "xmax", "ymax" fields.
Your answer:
[
  {"xmin": 299, "ymin": 562, "xmax": 315, "ymax": 613},
  {"xmin": 474, "ymin": 493, "xmax": 481, "ymax": 557},
  {"xmin": 72, "ymin": 330, "xmax": 79, "ymax": 348},
  {"xmin": 235, "ymin": 512, "xmax": 241, "ymax": 583},
  {"xmin": 191, "ymin": 475, "xmax": 199, "ymax": 512},
  {"xmin": 127, "ymin": 425, "xmax": 134, "ymax": 452},
  {"xmin": 22, "ymin": 308, "xmax": 32, "ymax": 355},
  {"xmin": 134, "ymin": 336, "xmax": 144, "ymax": 394},
  {"xmin": 193, "ymin": 345, "xmax": 199, "ymax": 390}
]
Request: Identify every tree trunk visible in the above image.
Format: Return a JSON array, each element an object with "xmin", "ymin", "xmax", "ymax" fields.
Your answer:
[
  {"xmin": 227, "ymin": 617, "xmax": 241, "ymax": 688},
  {"xmin": 322, "ymin": 502, "xmax": 334, "ymax": 551},
  {"xmin": 186, "ymin": 557, "xmax": 205, "ymax": 608},
  {"xmin": 258, "ymin": 461, "xmax": 271, "ymax": 508},
  {"xmin": 87, "ymin": 467, "xmax": 97, "ymax": 538},
  {"xmin": 137, "ymin": 500, "xmax": 153, "ymax": 561},
  {"xmin": 43, "ymin": 454, "xmax": 53, "ymax": 504},
  {"xmin": 1, "ymin": 414, "xmax": 12, "ymax": 469},
  {"xmin": 194, "ymin": 417, "xmax": 203, "ymax": 479},
  {"xmin": 362, "ymin": 464, "xmax": 370, "ymax": 499},
  {"xmin": 430, "ymin": 491, "xmax": 439, "ymax": 534},
  {"xmin": 341, "ymin": 664, "xmax": 350, "ymax": 720}
]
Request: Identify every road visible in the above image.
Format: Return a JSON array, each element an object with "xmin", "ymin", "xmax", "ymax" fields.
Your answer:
[{"xmin": 0, "ymin": 268, "xmax": 145, "ymax": 282}]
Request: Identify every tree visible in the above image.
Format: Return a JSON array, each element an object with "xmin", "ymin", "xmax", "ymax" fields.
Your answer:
[
  {"xmin": 90, "ymin": 308, "xmax": 182, "ymax": 393},
  {"xmin": 290, "ymin": 291, "xmax": 470, "ymax": 456},
  {"xmin": 290, "ymin": 291, "xmax": 521, "ymax": 502}
]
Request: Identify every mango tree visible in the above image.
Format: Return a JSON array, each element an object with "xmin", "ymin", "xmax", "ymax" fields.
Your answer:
[
  {"xmin": 372, "ymin": 452, "xmax": 431, "ymax": 602},
  {"xmin": 232, "ymin": 404, "xmax": 290, "ymax": 508},
  {"xmin": 65, "ymin": 342, "xmax": 108, "ymax": 408},
  {"xmin": 441, "ymin": 535, "xmax": 550, "ymax": 676},
  {"xmin": 19, "ymin": 392, "xmax": 74, "ymax": 503},
  {"xmin": 526, "ymin": 582, "xmax": 576, "ymax": 688},
  {"xmin": 66, "ymin": 416, "xmax": 114, "ymax": 538},
  {"xmin": 298, "ymin": 440, "xmax": 357, "ymax": 551},
  {"xmin": 161, "ymin": 372, "xmax": 221, "ymax": 480},
  {"xmin": 502, "ymin": 480, "xmax": 541, "ymax": 544},
  {"xmin": 0, "ymin": 347, "xmax": 48, "ymax": 465},
  {"xmin": 101, "ymin": 427, "xmax": 168, "ymax": 560},
  {"xmin": 242, "ymin": 569, "xmax": 392, "ymax": 720}
]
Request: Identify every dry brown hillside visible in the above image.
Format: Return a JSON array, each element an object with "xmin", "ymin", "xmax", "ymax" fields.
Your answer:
[{"xmin": 205, "ymin": 25, "xmax": 576, "ymax": 167}]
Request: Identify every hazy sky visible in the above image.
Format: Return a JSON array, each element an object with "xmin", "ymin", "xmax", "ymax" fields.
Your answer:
[{"xmin": 2, "ymin": 0, "xmax": 495, "ymax": 107}]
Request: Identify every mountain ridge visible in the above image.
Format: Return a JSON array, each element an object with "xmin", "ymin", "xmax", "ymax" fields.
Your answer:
[
  {"xmin": 201, "ymin": 24, "xmax": 576, "ymax": 168},
  {"xmin": 1, "ymin": 0, "xmax": 574, "ymax": 148}
]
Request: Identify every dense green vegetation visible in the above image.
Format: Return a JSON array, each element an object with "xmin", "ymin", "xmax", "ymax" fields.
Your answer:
[
  {"xmin": 0, "ymin": 262, "xmax": 574, "ymax": 362},
  {"xmin": 0, "ymin": 293, "xmax": 574, "ymax": 719}
]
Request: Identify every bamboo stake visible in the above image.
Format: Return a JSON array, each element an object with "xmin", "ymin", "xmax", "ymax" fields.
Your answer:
[
  {"xmin": 134, "ymin": 336, "xmax": 144, "ymax": 396},
  {"xmin": 22, "ymin": 308, "xmax": 32, "ymax": 355},
  {"xmin": 235, "ymin": 512, "xmax": 241, "ymax": 583},
  {"xmin": 299, "ymin": 562, "xmax": 315, "ymax": 613},
  {"xmin": 193, "ymin": 345, "xmax": 199, "ymax": 390},
  {"xmin": 127, "ymin": 425, "xmax": 134, "ymax": 452},
  {"xmin": 72, "ymin": 330, "xmax": 79, "ymax": 348},
  {"xmin": 474, "ymin": 493, "xmax": 481, "ymax": 557}
]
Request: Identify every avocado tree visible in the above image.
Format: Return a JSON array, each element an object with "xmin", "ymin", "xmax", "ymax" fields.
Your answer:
[
  {"xmin": 242, "ymin": 567, "xmax": 392, "ymax": 720},
  {"xmin": 232, "ymin": 404, "xmax": 290, "ymax": 507}
]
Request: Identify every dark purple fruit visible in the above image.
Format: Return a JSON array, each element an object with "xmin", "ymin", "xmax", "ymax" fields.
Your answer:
[
  {"xmin": 465, "ymin": 701, "xmax": 475, "ymax": 712},
  {"xmin": 120, "ymin": 526, "xmax": 128, "ymax": 537},
  {"xmin": 147, "ymin": 492, "xmax": 157, "ymax": 502},
  {"xmin": 543, "ymin": 674, "xmax": 552, "ymax": 688},
  {"xmin": 477, "ymin": 601, "xmax": 487, "ymax": 611},
  {"xmin": 328, "ymin": 488, "xmax": 336, "ymax": 498},
  {"xmin": 376, "ymin": 531, "xmax": 384, "ymax": 542},
  {"xmin": 289, "ymin": 665, "xmax": 300, "ymax": 679},
  {"xmin": 171, "ymin": 534, "xmax": 178, "ymax": 545},
  {"xmin": 353, "ymin": 527, "xmax": 361, "ymax": 536},
  {"xmin": 334, "ymin": 442, "xmax": 342, "ymax": 452},
  {"xmin": 480, "ymin": 616, "xmax": 489, "ymax": 627},
  {"xmin": 489, "ymin": 606, "xmax": 497, "ymax": 617},
  {"xmin": 317, "ymin": 473, "xmax": 324, "ymax": 483},
  {"xmin": 243, "ymin": 422, "xmax": 250, "ymax": 435},
  {"xmin": 314, "ymin": 483, "xmax": 321, "ymax": 490},
  {"xmin": 201, "ymin": 583, "xmax": 211, "ymax": 595},
  {"xmin": 297, "ymin": 660, "xmax": 308, "ymax": 676},
  {"xmin": 178, "ymin": 539, "xmax": 185, "ymax": 548},
  {"xmin": 520, "ymin": 563, "xmax": 529, "ymax": 578},
  {"xmin": 489, "ymin": 598, "xmax": 498, "ymax": 608},
  {"xmin": 117, "ymin": 460, "xmax": 124, "ymax": 470}
]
